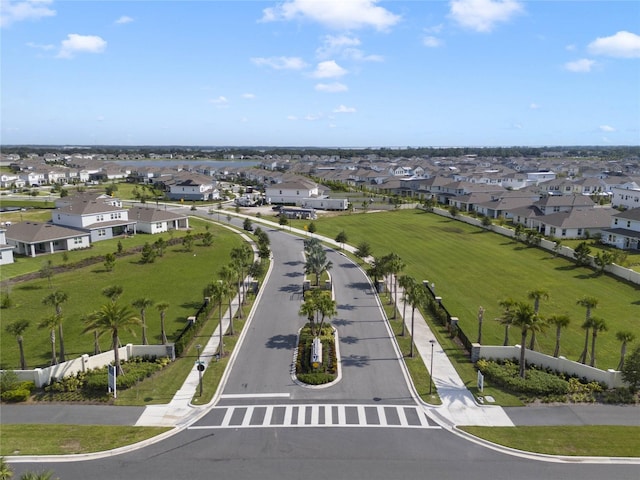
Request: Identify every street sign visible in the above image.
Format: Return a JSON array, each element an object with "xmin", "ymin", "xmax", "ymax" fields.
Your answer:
[
  {"xmin": 477, "ymin": 370, "xmax": 484, "ymax": 392},
  {"xmin": 108, "ymin": 364, "xmax": 117, "ymax": 398}
]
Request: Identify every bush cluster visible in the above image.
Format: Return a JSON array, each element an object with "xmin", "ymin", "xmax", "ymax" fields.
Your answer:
[
  {"xmin": 0, "ymin": 371, "xmax": 35, "ymax": 402},
  {"xmin": 477, "ymin": 359, "xmax": 569, "ymax": 397},
  {"xmin": 296, "ymin": 323, "xmax": 337, "ymax": 384}
]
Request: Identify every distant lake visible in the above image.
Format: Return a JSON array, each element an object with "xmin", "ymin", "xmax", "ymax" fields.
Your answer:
[{"xmin": 112, "ymin": 159, "xmax": 260, "ymax": 168}]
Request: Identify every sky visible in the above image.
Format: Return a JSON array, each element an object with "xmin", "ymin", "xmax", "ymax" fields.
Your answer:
[{"xmin": 1, "ymin": 0, "xmax": 639, "ymax": 148}]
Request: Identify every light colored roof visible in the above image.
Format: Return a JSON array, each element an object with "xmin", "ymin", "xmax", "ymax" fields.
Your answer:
[
  {"xmin": 128, "ymin": 206, "xmax": 188, "ymax": 223},
  {"xmin": 538, "ymin": 208, "xmax": 614, "ymax": 228},
  {"xmin": 57, "ymin": 199, "xmax": 124, "ymax": 215}
]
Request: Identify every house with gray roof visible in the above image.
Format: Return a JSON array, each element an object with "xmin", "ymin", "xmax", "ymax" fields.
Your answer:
[
  {"xmin": 128, "ymin": 206, "xmax": 189, "ymax": 234},
  {"xmin": 533, "ymin": 207, "xmax": 615, "ymax": 239},
  {"xmin": 5, "ymin": 221, "xmax": 90, "ymax": 257},
  {"xmin": 601, "ymin": 208, "xmax": 640, "ymax": 250},
  {"xmin": 0, "ymin": 228, "xmax": 15, "ymax": 264}
]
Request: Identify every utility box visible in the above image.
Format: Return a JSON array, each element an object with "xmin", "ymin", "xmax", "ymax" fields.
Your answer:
[{"xmin": 311, "ymin": 337, "xmax": 323, "ymax": 368}]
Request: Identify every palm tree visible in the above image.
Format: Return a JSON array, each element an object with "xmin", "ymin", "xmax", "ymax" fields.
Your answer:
[
  {"xmin": 314, "ymin": 292, "xmax": 338, "ymax": 335},
  {"xmin": 548, "ymin": 314, "xmax": 571, "ymax": 358},
  {"xmin": 155, "ymin": 302, "xmax": 170, "ymax": 344},
  {"xmin": 589, "ymin": 317, "xmax": 608, "ymax": 367},
  {"xmin": 219, "ymin": 265, "xmax": 237, "ymax": 335},
  {"xmin": 299, "ymin": 295, "xmax": 317, "ymax": 330},
  {"xmin": 616, "ymin": 331, "xmax": 636, "ymax": 370},
  {"xmin": 38, "ymin": 314, "xmax": 60, "ymax": 366},
  {"xmin": 83, "ymin": 302, "xmax": 141, "ymax": 375},
  {"xmin": 209, "ymin": 282, "xmax": 226, "ymax": 356},
  {"xmin": 0, "ymin": 456, "xmax": 13, "ymax": 479},
  {"xmin": 510, "ymin": 302, "xmax": 536, "ymax": 378},
  {"xmin": 527, "ymin": 289, "xmax": 549, "ymax": 350},
  {"xmin": 5, "ymin": 320, "xmax": 30, "ymax": 369},
  {"xmin": 19, "ymin": 470, "xmax": 55, "ymax": 480},
  {"xmin": 230, "ymin": 244, "xmax": 252, "ymax": 306},
  {"xmin": 496, "ymin": 298, "xmax": 515, "ymax": 346},
  {"xmin": 42, "ymin": 291, "xmax": 68, "ymax": 361},
  {"xmin": 577, "ymin": 296, "xmax": 598, "ymax": 363},
  {"xmin": 386, "ymin": 253, "xmax": 405, "ymax": 318},
  {"xmin": 102, "ymin": 285, "xmax": 124, "ymax": 303},
  {"xmin": 406, "ymin": 281, "xmax": 427, "ymax": 358},
  {"xmin": 132, "ymin": 297, "xmax": 154, "ymax": 345},
  {"xmin": 398, "ymin": 275, "xmax": 416, "ymax": 335}
]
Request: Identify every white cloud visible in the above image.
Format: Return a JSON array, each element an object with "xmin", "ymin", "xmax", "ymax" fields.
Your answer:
[
  {"xmin": 588, "ymin": 31, "xmax": 640, "ymax": 58},
  {"xmin": 209, "ymin": 96, "xmax": 229, "ymax": 106},
  {"xmin": 316, "ymin": 34, "xmax": 383, "ymax": 62},
  {"xmin": 599, "ymin": 125, "xmax": 615, "ymax": 132},
  {"xmin": 315, "ymin": 82, "xmax": 348, "ymax": 93},
  {"xmin": 287, "ymin": 115, "xmax": 298, "ymax": 121},
  {"xmin": 564, "ymin": 58, "xmax": 595, "ymax": 73},
  {"xmin": 26, "ymin": 41, "xmax": 55, "ymax": 51},
  {"xmin": 251, "ymin": 56, "xmax": 307, "ymax": 70},
  {"xmin": 115, "ymin": 16, "xmax": 134, "ymax": 25},
  {"xmin": 242, "ymin": 93, "xmax": 255, "ymax": 99},
  {"xmin": 304, "ymin": 113, "xmax": 322, "ymax": 121},
  {"xmin": 333, "ymin": 105, "xmax": 356, "ymax": 113},
  {"xmin": 57, "ymin": 34, "xmax": 107, "ymax": 59},
  {"xmin": 529, "ymin": 103, "xmax": 540, "ymax": 110},
  {"xmin": 260, "ymin": 0, "xmax": 401, "ymax": 31},
  {"xmin": 423, "ymin": 36, "xmax": 443, "ymax": 48},
  {"xmin": 449, "ymin": 0, "xmax": 524, "ymax": 33},
  {"xmin": 1, "ymin": 0, "xmax": 56, "ymax": 28},
  {"xmin": 312, "ymin": 60, "xmax": 347, "ymax": 78}
]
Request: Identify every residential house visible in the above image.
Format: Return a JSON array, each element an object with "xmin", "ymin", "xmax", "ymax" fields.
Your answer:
[
  {"xmin": 534, "ymin": 207, "xmax": 615, "ymax": 239},
  {"xmin": 0, "ymin": 228, "xmax": 15, "ymax": 264},
  {"xmin": 611, "ymin": 182, "xmax": 640, "ymax": 209},
  {"xmin": 602, "ymin": 208, "xmax": 640, "ymax": 250},
  {"xmin": 52, "ymin": 197, "xmax": 136, "ymax": 242},
  {"xmin": 128, "ymin": 206, "xmax": 189, "ymax": 234},
  {"xmin": 265, "ymin": 179, "xmax": 320, "ymax": 205},
  {"xmin": 167, "ymin": 178, "xmax": 218, "ymax": 201},
  {"xmin": 5, "ymin": 221, "xmax": 91, "ymax": 257}
]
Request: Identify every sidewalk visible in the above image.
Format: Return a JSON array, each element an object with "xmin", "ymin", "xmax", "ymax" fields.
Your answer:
[{"xmin": 388, "ymin": 282, "xmax": 514, "ymax": 427}]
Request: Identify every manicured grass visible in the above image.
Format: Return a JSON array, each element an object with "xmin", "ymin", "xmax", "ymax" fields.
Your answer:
[
  {"xmin": 0, "ymin": 219, "xmax": 244, "ymax": 369},
  {"xmin": 312, "ymin": 209, "xmax": 640, "ymax": 371},
  {"xmin": 0, "ymin": 425, "xmax": 170, "ymax": 456},
  {"xmin": 460, "ymin": 426, "xmax": 640, "ymax": 457}
]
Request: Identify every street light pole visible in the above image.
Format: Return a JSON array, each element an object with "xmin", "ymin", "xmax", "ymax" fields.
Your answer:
[
  {"xmin": 429, "ymin": 339, "xmax": 436, "ymax": 395},
  {"xmin": 196, "ymin": 344, "xmax": 203, "ymax": 397}
]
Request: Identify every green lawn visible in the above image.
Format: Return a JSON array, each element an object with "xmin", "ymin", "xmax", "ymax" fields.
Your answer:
[
  {"xmin": 0, "ymin": 425, "xmax": 170, "ymax": 456},
  {"xmin": 0, "ymin": 219, "xmax": 244, "ymax": 369},
  {"xmin": 311, "ymin": 209, "xmax": 640, "ymax": 371},
  {"xmin": 461, "ymin": 426, "xmax": 640, "ymax": 457}
]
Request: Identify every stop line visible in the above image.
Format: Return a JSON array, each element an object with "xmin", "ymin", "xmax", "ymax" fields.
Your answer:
[{"xmin": 189, "ymin": 404, "xmax": 440, "ymax": 430}]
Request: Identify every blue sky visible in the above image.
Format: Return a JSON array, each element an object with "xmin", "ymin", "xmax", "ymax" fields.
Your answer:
[{"xmin": 1, "ymin": 0, "xmax": 639, "ymax": 147}]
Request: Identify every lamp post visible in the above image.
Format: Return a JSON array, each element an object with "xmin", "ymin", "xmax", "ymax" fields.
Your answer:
[
  {"xmin": 429, "ymin": 339, "xmax": 436, "ymax": 395},
  {"xmin": 196, "ymin": 344, "xmax": 203, "ymax": 397}
]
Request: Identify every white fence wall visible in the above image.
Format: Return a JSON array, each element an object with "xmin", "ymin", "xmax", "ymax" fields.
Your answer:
[
  {"xmin": 6, "ymin": 344, "xmax": 175, "ymax": 388},
  {"xmin": 472, "ymin": 344, "xmax": 625, "ymax": 388}
]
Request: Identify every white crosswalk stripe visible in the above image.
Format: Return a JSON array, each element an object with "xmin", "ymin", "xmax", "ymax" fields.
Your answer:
[{"xmin": 189, "ymin": 404, "xmax": 440, "ymax": 430}]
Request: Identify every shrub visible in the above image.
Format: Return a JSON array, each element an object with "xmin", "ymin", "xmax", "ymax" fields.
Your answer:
[
  {"xmin": 477, "ymin": 359, "xmax": 570, "ymax": 397},
  {"xmin": 1, "ymin": 389, "xmax": 30, "ymax": 402}
]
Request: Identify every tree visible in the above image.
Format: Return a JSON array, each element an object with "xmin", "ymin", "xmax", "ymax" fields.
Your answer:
[
  {"xmin": 314, "ymin": 291, "xmax": 337, "ymax": 335},
  {"xmin": 594, "ymin": 251, "xmax": 614, "ymax": 275},
  {"xmin": 354, "ymin": 241, "xmax": 372, "ymax": 260},
  {"xmin": 102, "ymin": 285, "xmax": 124, "ymax": 303},
  {"xmin": 156, "ymin": 302, "xmax": 170, "ymax": 344},
  {"xmin": 577, "ymin": 296, "xmax": 598, "ymax": 363},
  {"xmin": 398, "ymin": 275, "xmax": 416, "ymax": 336},
  {"xmin": 386, "ymin": 253, "xmax": 405, "ymax": 316},
  {"xmin": 243, "ymin": 217, "xmax": 253, "ymax": 232},
  {"xmin": 589, "ymin": 316, "xmax": 608, "ymax": 367},
  {"xmin": 448, "ymin": 205, "xmax": 459, "ymax": 217},
  {"xmin": 105, "ymin": 182, "xmax": 118, "ymax": 196},
  {"xmin": 307, "ymin": 222, "xmax": 317, "ymax": 234},
  {"xmin": 218, "ymin": 264, "xmax": 237, "ymax": 334},
  {"xmin": 616, "ymin": 331, "xmax": 636, "ymax": 371},
  {"xmin": 209, "ymin": 282, "xmax": 227, "ymax": 356},
  {"xmin": 153, "ymin": 237, "xmax": 166, "ymax": 257},
  {"xmin": 39, "ymin": 260, "xmax": 54, "ymax": 288},
  {"xmin": 527, "ymin": 289, "xmax": 549, "ymax": 350},
  {"xmin": 548, "ymin": 314, "xmax": 571, "ymax": 358},
  {"xmin": 510, "ymin": 302, "xmax": 536, "ymax": 378},
  {"xmin": 132, "ymin": 297, "xmax": 154, "ymax": 345},
  {"xmin": 621, "ymin": 345, "xmax": 640, "ymax": 391},
  {"xmin": 182, "ymin": 233, "xmax": 194, "ymax": 252},
  {"xmin": 573, "ymin": 241, "xmax": 592, "ymax": 267},
  {"xmin": 406, "ymin": 281, "xmax": 427, "ymax": 357},
  {"xmin": 42, "ymin": 290, "xmax": 68, "ymax": 361},
  {"xmin": 304, "ymin": 239, "xmax": 333, "ymax": 286},
  {"xmin": 279, "ymin": 215, "xmax": 288, "ymax": 227},
  {"xmin": 335, "ymin": 230, "xmax": 348, "ymax": 250},
  {"xmin": 230, "ymin": 244, "xmax": 252, "ymax": 309},
  {"xmin": 83, "ymin": 302, "xmax": 141, "ymax": 375},
  {"xmin": 481, "ymin": 215, "xmax": 492, "ymax": 228},
  {"xmin": 104, "ymin": 253, "xmax": 116, "ymax": 271},
  {"xmin": 496, "ymin": 298, "xmax": 515, "ymax": 346},
  {"xmin": 38, "ymin": 314, "xmax": 60, "ymax": 366},
  {"xmin": 201, "ymin": 231, "xmax": 214, "ymax": 246},
  {"xmin": 6, "ymin": 320, "xmax": 30, "ymax": 369}
]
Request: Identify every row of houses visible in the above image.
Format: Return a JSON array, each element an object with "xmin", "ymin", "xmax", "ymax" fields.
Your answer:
[{"xmin": 0, "ymin": 193, "xmax": 189, "ymax": 263}]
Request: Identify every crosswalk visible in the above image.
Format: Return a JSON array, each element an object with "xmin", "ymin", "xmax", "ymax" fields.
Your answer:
[{"xmin": 189, "ymin": 404, "xmax": 440, "ymax": 430}]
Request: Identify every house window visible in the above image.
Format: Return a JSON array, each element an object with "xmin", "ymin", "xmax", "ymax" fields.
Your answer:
[
  {"xmin": 561, "ymin": 229, "xmax": 567, "ymax": 236},
  {"xmin": 628, "ymin": 221, "xmax": 632, "ymax": 228},
  {"xmin": 98, "ymin": 229, "xmax": 106, "ymax": 237},
  {"xmin": 74, "ymin": 237, "xmax": 83, "ymax": 244},
  {"xmin": 577, "ymin": 228, "xmax": 583, "ymax": 236},
  {"xmin": 550, "ymin": 227, "xmax": 556, "ymax": 235},
  {"xmin": 155, "ymin": 223, "xmax": 162, "ymax": 228},
  {"xmin": 614, "ymin": 218, "xmax": 619, "ymax": 225}
]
